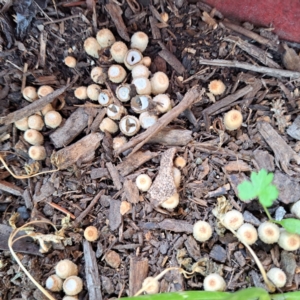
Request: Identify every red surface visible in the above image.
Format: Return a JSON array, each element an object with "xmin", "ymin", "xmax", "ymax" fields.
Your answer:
[{"xmin": 202, "ymin": 0, "xmax": 300, "ymax": 43}]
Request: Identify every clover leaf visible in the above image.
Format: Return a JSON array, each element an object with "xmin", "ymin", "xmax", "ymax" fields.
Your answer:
[{"xmin": 237, "ymin": 169, "xmax": 279, "ymax": 207}]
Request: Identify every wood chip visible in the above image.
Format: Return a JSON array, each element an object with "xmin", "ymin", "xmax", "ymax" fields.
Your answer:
[
  {"xmin": 90, "ymin": 168, "xmax": 110, "ymax": 180},
  {"xmin": 116, "ymin": 150, "xmax": 158, "ymax": 177},
  {"xmin": 147, "ymin": 128, "xmax": 192, "ymax": 146},
  {"xmin": 123, "ymin": 179, "xmax": 140, "ymax": 204},
  {"xmin": 148, "ymin": 148, "xmax": 177, "ymax": 206},
  {"xmin": 0, "ymin": 180, "xmax": 23, "ymax": 196},
  {"xmin": 184, "ymin": 235, "xmax": 201, "ymax": 261},
  {"xmin": 158, "ymin": 49, "xmax": 185, "ymax": 74},
  {"xmin": 129, "ymin": 257, "xmax": 149, "ymax": 296},
  {"xmin": 120, "ymin": 201, "xmax": 132, "ymax": 215},
  {"xmin": 105, "ymin": 3, "xmax": 130, "ymax": 41},
  {"xmin": 106, "ymin": 162, "xmax": 122, "ymax": 190},
  {"xmin": 280, "ymin": 251, "xmax": 297, "ymax": 286},
  {"xmin": 33, "ymin": 181, "xmax": 55, "ymax": 203},
  {"xmin": 257, "ymin": 121, "xmax": 300, "ymax": 174},
  {"xmin": 209, "ymin": 244, "xmax": 227, "ymax": 263},
  {"xmin": 158, "ymin": 218, "xmax": 193, "ymax": 233},
  {"xmin": 105, "ymin": 250, "xmax": 121, "ymax": 268},
  {"xmin": 0, "ymin": 224, "xmax": 41, "ymax": 255},
  {"xmin": 50, "ymin": 108, "xmax": 90, "ymax": 148},
  {"xmin": 273, "ymin": 171, "xmax": 300, "ymax": 204},
  {"xmin": 51, "ymin": 132, "xmax": 103, "ymax": 170},
  {"xmin": 109, "ymin": 199, "xmax": 122, "ymax": 231},
  {"xmin": 83, "ymin": 240, "xmax": 102, "ymax": 300},
  {"xmin": 252, "ymin": 149, "xmax": 275, "ymax": 172},
  {"xmin": 224, "ymin": 160, "xmax": 251, "ymax": 172}
]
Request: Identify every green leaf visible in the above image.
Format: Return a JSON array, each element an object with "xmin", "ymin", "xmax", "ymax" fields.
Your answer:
[
  {"xmin": 275, "ymin": 218, "xmax": 300, "ymax": 235},
  {"xmin": 224, "ymin": 288, "xmax": 270, "ymax": 300},
  {"xmin": 272, "ymin": 291, "xmax": 300, "ymax": 300},
  {"xmin": 258, "ymin": 185, "xmax": 279, "ymax": 207},
  {"xmin": 237, "ymin": 169, "xmax": 278, "ymax": 207},
  {"xmin": 237, "ymin": 181, "xmax": 257, "ymax": 201},
  {"xmin": 122, "ymin": 291, "xmax": 230, "ymax": 300}
]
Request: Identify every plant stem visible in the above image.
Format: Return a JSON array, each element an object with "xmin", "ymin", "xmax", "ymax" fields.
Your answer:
[
  {"xmin": 219, "ymin": 218, "xmax": 275, "ymax": 293},
  {"xmin": 263, "ymin": 205, "xmax": 273, "ymax": 221}
]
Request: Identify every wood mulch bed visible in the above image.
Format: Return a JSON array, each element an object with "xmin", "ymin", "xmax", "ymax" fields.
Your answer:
[{"xmin": 1, "ymin": 0, "xmax": 300, "ymax": 299}]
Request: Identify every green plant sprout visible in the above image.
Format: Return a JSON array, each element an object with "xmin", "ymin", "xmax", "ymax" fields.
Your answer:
[
  {"xmin": 123, "ymin": 289, "xmax": 300, "ymax": 300},
  {"xmin": 237, "ymin": 169, "xmax": 300, "ymax": 235}
]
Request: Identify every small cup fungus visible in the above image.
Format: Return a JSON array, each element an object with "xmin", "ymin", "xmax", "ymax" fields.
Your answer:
[
  {"xmin": 193, "ymin": 220, "xmax": 213, "ymax": 242},
  {"xmin": 278, "ymin": 230, "xmax": 300, "ymax": 251},
  {"xmin": 55, "ymin": 259, "xmax": 78, "ymax": 279},
  {"xmin": 131, "ymin": 95, "xmax": 151, "ymax": 114},
  {"xmin": 84, "ymin": 37, "xmax": 101, "ymax": 58},
  {"xmin": 203, "ymin": 273, "xmax": 226, "ymax": 291},
  {"xmin": 28, "ymin": 115, "xmax": 44, "ymax": 131},
  {"xmin": 45, "ymin": 274, "xmax": 63, "ymax": 292},
  {"xmin": 87, "ymin": 84, "xmax": 101, "ymax": 101},
  {"xmin": 174, "ymin": 156, "xmax": 186, "ymax": 168},
  {"xmin": 237, "ymin": 223, "xmax": 258, "ymax": 245},
  {"xmin": 116, "ymin": 84, "xmax": 132, "ymax": 102},
  {"xmin": 74, "ymin": 86, "xmax": 88, "ymax": 100},
  {"xmin": 119, "ymin": 116, "xmax": 140, "ymax": 136},
  {"xmin": 107, "ymin": 104, "xmax": 126, "ymax": 120},
  {"xmin": 131, "ymin": 31, "xmax": 149, "ymax": 52},
  {"xmin": 63, "ymin": 276, "xmax": 83, "ymax": 296},
  {"xmin": 208, "ymin": 79, "xmax": 226, "ymax": 95},
  {"xmin": 15, "ymin": 118, "xmax": 29, "ymax": 131},
  {"xmin": 132, "ymin": 64, "xmax": 150, "ymax": 79},
  {"xmin": 91, "ymin": 66, "xmax": 107, "ymax": 84},
  {"xmin": 99, "ymin": 118, "xmax": 119, "ymax": 134},
  {"xmin": 139, "ymin": 112, "xmax": 158, "ymax": 129},
  {"xmin": 291, "ymin": 200, "xmax": 300, "ymax": 219},
  {"xmin": 84, "ymin": 226, "xmax": 99, "ymax": 242},
  {"xmin": 136, "ymin": 174, "xmax": 152, "ymax": 192},
  {"xmin": 38, "ymin": 85, "xmax": 54, "ymax": 98},
  {"xmin": 110, "ymin": 41, "xmax": 128, "ymax": 63},
  {"xmin": 150, "ymin": 72, "xmax": 169, "ymax": 95},
  {"xmin": 223, "ymin": 109, "xmax": 243, "ymax": 131},
  {"xmin": 153, "ymin": 94, "xmax": 171, "ymax": 113},
  {"xmin": 113, "ymin": 136, "xmax": 127, "ymax": 151},
  {"xmin": 64, "ymin": 56, "xmax": 77, "ymax": 68},
  {"xmin": 44, "ymin": 111, "xmax": 62, "ymax": 129},
  {"xmin": 258, "ymin": 221, "xmax": 280, "ymax": 244},
  {"xmin": 161, "ymin": 192, "xmax": 180, "ymax": 209},
  {"xmin": 28, "ymin": 145, "xmax": 47, "ymax": 161},
  {"xmin": 222, "ymin": 210, "xmax": 244, "ymax": 231},
  {"xmin": 132, "ymin": 77, "xmax": 151, "ymax": 95},
  {"xmin": 267, "ymin": 268, "xmax": 287, "ymax": 288},
  {"xmin": 142, "ymin": 277, "xmax": 160, "ymax": 294},
  {"xmin": 124, "ymin": 49, "xmax": 143, "ymax": 70},
  {"xmin": 96, "ymin": 28, "xmax": 116, "ymax": 48},
  {"xmin": 22, "ymin": 86, "xmax": 38, "ymax": 102},
  {"xmin": 98, "ymin": 90, "xmax": 113, "ymax": 106},
  {"xmin": 108, "ymin": 65, "xmax": 127, "ymax": 83},
  {"xmin": 24, "ymin": 129, "xmax": 44, "ymax": 146}
]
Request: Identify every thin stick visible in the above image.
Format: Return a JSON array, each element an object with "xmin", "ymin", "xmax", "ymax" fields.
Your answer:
[
  {"xmin": 219, "ymin": 217, "xmax": 275, "ymax": 292},
  {"xmin": 134, "ymin": 267, "xmax": 194, "ymax": 296},
  {"xmin": 44, "ymin": 15, "xmax": 81, "ymax": 25},
  {"xmin": 115, "ymin": 86, "xmax": 203, "ymax": 156},
  {"xmin": 222, "ymin": 20, "xmax": 277, "ymax": 50},
  {"xmin": 8, "ymin": 221, "xmax": 58, "ymax": 300},
  {"xmin": 0, "ymin": 155, "xmax": 58, "ymax": 179},
  {"xmin": 72, "ymin": 190, "xmax": 105, "ymax": 227},
  {"xmin": 199, "ymin": 58, "xmax": 300, "ymax": 79},
  {"xmin": 48, "ymin": 202, "xmax": 76, "ymax": 219}
]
